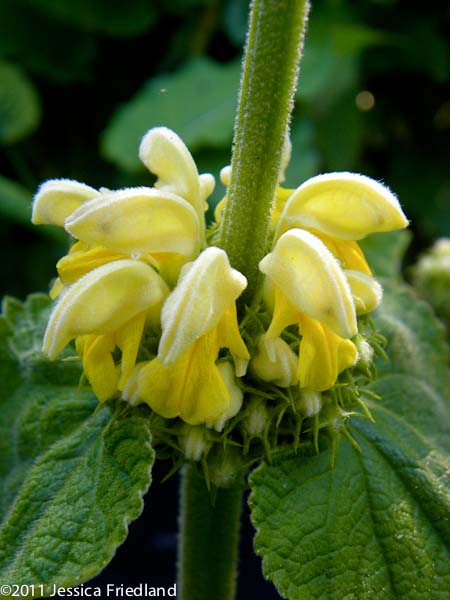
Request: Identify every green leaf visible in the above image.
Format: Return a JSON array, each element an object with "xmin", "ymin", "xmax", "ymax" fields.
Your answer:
[
  {"xmin": 0, "ymin": 294, "xmax": 154, "ymax": 592},
  {"xmin": 101, "ymin": 58, "xmax": 240, "ymax": 172},
  {"xmin": 29, "ymin": 0, "xmax": 156, "ymax": 37},
  {"xmin": 249, "ymin": 281, "xmax": 450, "ymax": 600},
  {"xmin": 0, "ymin": 60, "xmax": 41, "ymax": 144}
]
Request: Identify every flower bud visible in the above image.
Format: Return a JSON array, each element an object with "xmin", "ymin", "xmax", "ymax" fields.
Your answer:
[
  {"xmin": 180, "ymin": 425, "xmax": 209, "ymax": 462},
  {"xmin": 250, "ymin": 335, "xmax": 298, "ymax": 387},
  {"xmin": 243, "ymin": 398, "xmax": 270, "ymax": 437},
  {"xmin": 297, "ymin": 388, "xmax": 322, "ymax": 417},
  {"xmin": 220, "ymin": 165, "xmax": 231, "ymax": 186},
  {"xmin": 207, "ymin": 447, "xmax": 243, "ymax": 489},
  {"xmin": 354, "ymin": 334, "xmax": 373, "ymax": 369}
]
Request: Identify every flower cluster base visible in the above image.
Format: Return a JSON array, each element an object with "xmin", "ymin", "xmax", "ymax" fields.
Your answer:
[{"xmin": 32, "ymin": 127, "xmax": 408, "ymax": 487}]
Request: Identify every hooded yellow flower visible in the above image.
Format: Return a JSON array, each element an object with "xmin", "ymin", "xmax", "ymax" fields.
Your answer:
[
  {"xmin": 253, "ymin": 170, "xmax": 408, "ymax": 394},
  {"xmin": 32, "ymin": 127, "xmax": 214, "ymax": 291},
  {"xmin": 259, "ymin": 228, "xmax": 359, "ymax": 391},
  {"xmin": 124, "ymin": 247, "xmax": 250, "ymax": 428},
  {"xmin": 43, "ymin": 259, "xmax": 169, "ymax": 401},
  {"xmin": 274, "ymin": 171, "xmax": 409, "ymax": 274},
  {"xmin": 33, "ymin": 127, "xmax": 216, "ymax": 403}
]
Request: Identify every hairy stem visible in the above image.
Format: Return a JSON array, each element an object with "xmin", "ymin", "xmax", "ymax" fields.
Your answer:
[
  {"xmin": 219, "ymin": 0, "xmax": 310, "ymax": 301},
  {"xmin": 177, "ymin": 465, "xmax": 245, "ymax": 600}
]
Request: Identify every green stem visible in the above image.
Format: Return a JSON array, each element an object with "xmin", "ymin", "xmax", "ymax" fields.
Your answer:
[
  {"xmin": 177, "ymin": 464, "xmax": 245, "ymax": 600},
  {"xmin": 219, "ymin": 0, "xmax": 310, "ymax": 301}
]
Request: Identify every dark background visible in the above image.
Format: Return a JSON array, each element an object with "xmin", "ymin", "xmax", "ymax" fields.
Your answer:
[{"xmin": 0, "ymin": 0, "xmax": 449, "ymax": 597}]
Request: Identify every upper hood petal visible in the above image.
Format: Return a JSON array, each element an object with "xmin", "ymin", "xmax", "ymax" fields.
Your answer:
[
  {"xmin": 259, "ymin": 228, "xmax": 357, "ymax": 338},
  {"xmin": 158, "ymin": 247, "xmax": 247, "ymax": 365},
  {"xmin": 275, "ymin": 172, "xmax": 409, "ymax": 241}
]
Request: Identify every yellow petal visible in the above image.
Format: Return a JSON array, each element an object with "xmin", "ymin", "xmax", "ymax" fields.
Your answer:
[
  {"xmin": 149, "ymin": 252, "xmax": 188, "ymax": 287},
  {"xmin": 43, "ymin": 259, "xmax": 168, "ymax": 359},
  {"xmin": 251, "ymin": 334, "xmax": 298, "ymax": 387},
  {"xmin": 345, "ymin": 270, "xmax": 383, "ymax": 314},
  {"xmin": 272, "ymin": 187, "xmax": 295, "ymax": 225},
  {"xmin": 116, "ymin": 312, "xmax": 147, "ymax": 389},
  {"xmin": 276, "ymin": 172, "xmax": 409, "ymax": 241},
  {"xmin": 32, "ymin": 179, "xmax": 99, "ymax": 226},
  {"xmin": 79, "ymin": 334, "xmax": 119, "ymax": 402},
  {"xmin": 65, "ymin": 187, "xmax": 200, "ymax": 259},
  {"xmin": 310, "ymin": 230, "xmax": 372, "ymax": 274},
  {"xmin": 259, "ymin": 229, "xmax": 357, "ymax": 338},
  {"xmin": 298, "ymin": 315, "xmax": 358, "ymax": 391},
  {"xmin": 265, "ymin": 286, "xmax": 300, "ymax": 340},
  {"xmin": 57, "ymin": 246, "xmax": 127, "ymax": 285},
  {"xmin": 158, "ymin": 247, "xmax": 247, "ymax": 365},
  {"xmin": 216, "ymin": 304, "xmax": 250, "ymax": 376},
  {"xmin": 49, "ymin": 278, "xmax": 64, "ymax": 299},
  {"xmin": 134, "ymin": 331, "xmax": 231, "ymax": 425},
  {"xmin": 207, "ymin": 361, "xmax": 244, "ymax": 431},
  {"xmin": 214, "ymin": 196, "xmax": 227, "ymax": 224},
  {"xmin": 139, "ymin": 127, "xmax": 204, "ymax": 222}
]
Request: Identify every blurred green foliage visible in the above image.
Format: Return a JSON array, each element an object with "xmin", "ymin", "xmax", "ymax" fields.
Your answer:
[{"xmin": 0, "ymin": 0, "xmax": 449, "ymax": 298}]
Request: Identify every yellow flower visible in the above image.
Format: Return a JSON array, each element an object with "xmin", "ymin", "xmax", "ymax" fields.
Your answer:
[
  {"xmin": 32, "ymin": 179, "xmax": 100, "ymax": 226},
  {"xmin": 139, "ymin": 126, "xmax": 215, "ymax": 241},
  {"xmin": 254, "ymin": 171, "xmax": 408, "ymax": 393},
  {"xmin": 33, "ymin": 127, "xmax": 218, "ymax": 403},
  {"xmin": 43, "ymin": 259, "xmax": 169, "ymax": 401},
  {"xmin": 124, "ymin": 247, "xmax": 249, "ymax": 428},
  {"xmin": 259, "ymin": 228, "xmax": 358, "ymax": 391},
  {"xmin": 65, "ymin": 187, "xmax": 201, "ymax": 259},
  {"xmin": 32, "ymin": 127, "xmax": 215, "ymax": 290},
  {"xmin": 274, "ymin": 171, "xmax": 408, "ymax": 273}
]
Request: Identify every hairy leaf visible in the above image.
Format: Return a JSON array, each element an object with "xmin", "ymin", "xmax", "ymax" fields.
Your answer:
[
  {"xmin": 249, "ymin": 281, "xmax": 450, "ymax": 599},
  {"xmin": 0, "ymin": 294, "xmax": 154, "ymax": 593}
]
